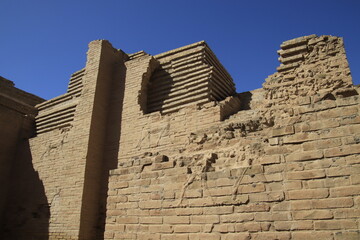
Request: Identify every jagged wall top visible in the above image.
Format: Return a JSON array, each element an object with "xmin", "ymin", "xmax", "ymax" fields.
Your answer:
[{"xmin": 263, "ymin": 35, "xmax": 353, "ymax": 108}]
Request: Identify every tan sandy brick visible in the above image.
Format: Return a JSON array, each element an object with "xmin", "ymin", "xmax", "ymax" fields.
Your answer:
[
  {"xmin": 189, "ymin": 233, "xmax": 220, "ymax": 240},
  {"xmin": 220, "ymin": 213, "xmax": 254, "ymax": 223},
  {"xmin": 285, "ymin": 150, "xmax": 323, "ymax": 162},
  {"xmin": 326, "ymin": 165, "xmax": 360, "ymax": 177},
  {"xmin": 163, "ymin": 216, "xmax": 190, "ymax": 224},
  {"xmin": 314, "ymin": 220, "xmax": 358, "ymax": 230},
  {"xmin": 333, "ymin": 208, "xmax": 360, "ymax": 218},
  {"xmin": 288, "ymin": 188, "xmax": 329, "ymax": 200},
  {"xmin": 334, "ymin": 231, "xmax": 360, "ymax": 240},
  {"xmin": 174, "ymin": 225, "xmax": 202, "ymax": 233},
  {"xmin": 254, "ymin": 212, "xmax": 291, "ymax": 221},
  {"xmin": 175, "ymin": 207, "xmax": 203, "ymax": 216},
  {"xmin": 162, "ymin": 234, "xmax": 188, "ymax": 240},
  {"xmin": 251, "ymin": 232, "xmax": 290, "ymax": 240},
  {"xmin": 293, "ymin": 210, "xmax": 333, "ymax": 220},
  {"xmin": 330, "ymin": 185, "xmax": 360, "ymax": 197},
  {"xmin": 325, "ymin": 145, "xmax": 360, "ymax": 157},
  {"xmin": 274, "ymin": 220, "xmax": 313, "ymax": 230},
  {"xmin": 291, "ymin": 231, "xmax": 333, "ymax": 240},
  {"xmin": 203, "ymin": 206, "xmax": 233, "ymax": 215},
  {"xmin": 259, "ymin": 155, "xmax": 281, "ymax": 165},
  {"xmin": 139, "ymin": 216, "xmax": 163, "ymax": 224},
  {"xmin": 250, "ymin": 191, "xmax": 285, "ymax": 202},
  {"xmin": 302, "ymin": 138, "xmax": 342, "ymax": 151},
  {"xmin": 137, "ymin": 233, "xmax": 160, "ymax": 240},
  {"xmin": 287, "ymin": 169, "xmax": 325, "ymax": 180},
  {"xmin": 272, "ymin": 125, "xmax": 294, "ymax": 137},
  {"xmin": 222, "ymin": 233, "xmax": 250, "ymax": 240},
  {"xmin": 234, "ymin": 203, "xmax": 270, "ymax": 213},
  {"xmin": 191, "ymin": 215, "xmax": 219, "ymax": 224},
  {"xmin": 283, "ymin": 132, "xmax": 319, "ymax": 144},
  {"xmin": 148, "ymin": 225, "xmax": 173, "ymax": 233},
  {"xmin": 116, "ymin": 216, "xmax": 138, "ymax": 224},
  {"xmin": 312, "ymin": 197, "xmax": 354, "ymax": 209},
  {"xmin": 235, "ymin": 222, "xmax": 271, "ymax": 232}
]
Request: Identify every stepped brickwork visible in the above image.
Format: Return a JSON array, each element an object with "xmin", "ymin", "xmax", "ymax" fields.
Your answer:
[{"xmin": 1, "ymin": 35, "xmax": 359, "ymax": 240}]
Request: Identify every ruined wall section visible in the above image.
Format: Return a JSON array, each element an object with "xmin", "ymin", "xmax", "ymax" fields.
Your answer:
[
  {"xmin": 104, "ymin": 35, "xmax": 360, "ymax": 240},
  {"xmin": 262, "ymin": 35, "xmax": 355, "ymax": 126}
]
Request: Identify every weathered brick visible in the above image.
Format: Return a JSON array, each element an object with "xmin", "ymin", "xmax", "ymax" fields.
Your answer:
[
  {"xmin": 116, "ymin": 216, "xmax": 138, "ymax": 224},
  {"xmin": 191, "ymin": 215, "xmax": 219, "ymax": 224},
  {"xmin": 163, "ymin": 216, "xmax": 190, "ymax": 224},
  {"xmin": 272, "ymin": 125, "xmax": 294, "ymax": 137},
  {"xmin": 234, "ymin": 203, "xmax": 270, "ymax": 213},
  {"xmin": 250, "ymin": 192, "xmax": 285, "ymax": 202},
  {"xmin": 139, "ymin": 216, "xmax": 163, "ymax": 224},
  {"xmin": 175, "ymin": 207, "xmax": 203, "ymax": 216},
  {"xmin": 333, "ymin": 208, "xmax": 360, "ymax": 218},
  {"xmin": 139, "ymin": 200, "xmax": 162, "ymax": 209},
  {"xmin": 203, "ymin": 206, "xmax": 233, "ymax": 215},
  {"xmin": 237, "ymin": 183, "xmax": 266, "ymax": 194},
  {"xmin": 220, "ymin": 213, "xmax": 254, "ymax": 223},
  {"xmin": 148, "ymin": 225, "xmax": 173, "ymax": 233},
  {"xmin": 334, "ymin": 231, "xmax": 360, "ymax": 240},
  {"xmin": 286, "ymin": 150, "xmax": 323, "ymax": 162},
  {"xmin": 274, "ymin": 220, "xmax": 313, "ymax": 230},
  {"xmin": 235, "ymin": 222, "xmax": 271, "ymax": 232},
  {"xmin": 251, "ymin": 232, "xmax": 290, "ymax": 240},
  {"xmin": 293, "ymin": 210, "xmax": 333, "ymax": 220},
  {"xmin": 291, "ymin": 231, "xmax": 333, "ymax": 240},
  {"xmin": 283, "ymin": 132, "xmax": 319, "ymax": 143},
  {"xmin": 288, "ymin": 188, "xmax": 329, "ymax": 200},
  {"xmin": 287, "ymin": 169, "xmax": 325, "ymax": 180},
  {"xmin": 325, "ymin": 144, "xmax": 360, "ymax": 157},
  {"xmin": 317, "ymin": 105, "xmax": 358, "ymax": 119},
  {"xmin": 330, "ymin": 185, "xmax": 360, "ymax": 197},
  {"xmin": 314, "ymin": 220, "xmax": 358, "ymax": 230},
  {"xmin": 222, "ymin": 233, "xmax": 250, "ymax": 240},
  {"xmin": 254, "ymin": 212, "xmax": 291, "ymax": 221},
  {"xmin": 312, "ymin": 197, "xmax": 354, "ymax": 209},
  {"xmin": 189, "ymin": 233, "xmax": 220, "ymax": 240},
  {"xmin": 326, "ymin": 165, "xmax": 360, "ymax": 177},
  {"xmin": 162, "ymin": 234, "xmax": 188, "ymax": 240},
  {"xmin": 302, "ymin": 138, "xmax": 342, "ymax": 151},
  {"xmin": 300, "ymin": 119, "xmax": 339, "ymax": 132},
  {"xmin": 137, "ymin": 233, "xmax": 160, "ymax": 240},
  {"xmin": 259, "ymin": 155, "xmax": 281, "ymax": 165},
  {"xmin": 173, "ymin": 225, "xmax": 202, "ymax": 233}
]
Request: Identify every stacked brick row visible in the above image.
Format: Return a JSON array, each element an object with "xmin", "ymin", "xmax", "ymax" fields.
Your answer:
[
  {"xmin": 147, "ymin": 41, "xmax": 235, "ymax": 114},
  {"xmin": 35, "ymin": 68, "xmax": 84, "ymax": 134}
]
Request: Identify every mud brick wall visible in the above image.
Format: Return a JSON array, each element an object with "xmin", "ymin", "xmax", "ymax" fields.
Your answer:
[
  {"xmin": 104, "ymin": 35, "xmax": 360, "ymax": 240},
  {"xmin": 1, "ymin": 34, "xmax": 359, "ymax": 240}
]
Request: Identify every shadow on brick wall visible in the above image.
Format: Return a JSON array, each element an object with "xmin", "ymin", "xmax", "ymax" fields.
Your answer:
[
  {"xmin": 95, "ymin": 63, "xmax": 127, "ymax": 239},
  {"xmin": 1, "ymin": 139, "xmax": 49, "ymax": 240}
]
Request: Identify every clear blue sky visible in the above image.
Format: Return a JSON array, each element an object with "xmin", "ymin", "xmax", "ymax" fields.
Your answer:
[{"xmin": 1, "ymin": 0, "xmax": 359, "ymax": 100}]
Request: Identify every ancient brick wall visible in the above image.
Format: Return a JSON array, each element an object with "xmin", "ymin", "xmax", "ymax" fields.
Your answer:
[
  {"xmin": 1, "ymin": 34, "xmax": 359, "ymax": 240},
  {"xmin": 103, "ymin": 35, "xmax": 360, "ymax": 240}
]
